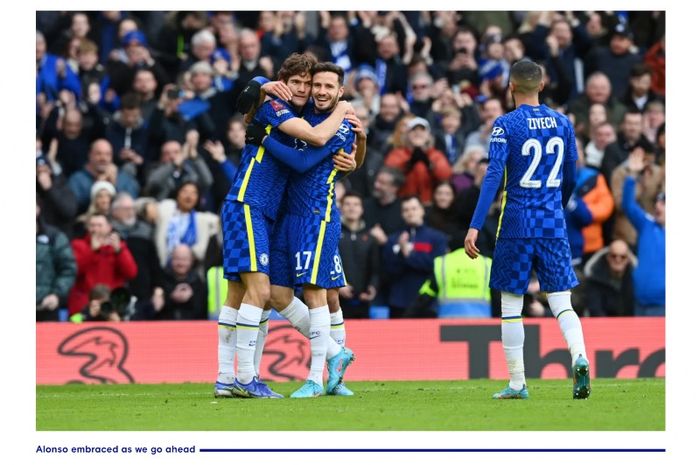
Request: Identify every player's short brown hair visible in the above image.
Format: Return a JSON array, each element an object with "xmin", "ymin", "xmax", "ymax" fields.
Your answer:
[
  {"xmin": 509, "ymin": 59, "xmax": 544, "ymax": 95},
  {"xmin": 311, "ymin": 62, "xmax": 344, "ymax": 85},
  {"xmin": 277, "ymin": 53, "xmax": 317, "ymax": 83}
]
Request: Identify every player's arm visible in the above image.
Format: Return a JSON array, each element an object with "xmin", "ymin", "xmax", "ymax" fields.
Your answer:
[
  {"xmin": 277, "ymin": 101, "xmax": 353, "ymax": 146},
  {"xmin": 562, "ymin": 123, "xmax": 579, "ymax": 207},
  {"xmin": 246, "ymin": 123, "xmax": 335, "ymax": 173},
  {"xmin": 346, "ymin": 113, "xmax": 367, "ymax": 168},
  {"xmin": 465, "ymin": 119, "xmax": 508, "ymax": 259}
]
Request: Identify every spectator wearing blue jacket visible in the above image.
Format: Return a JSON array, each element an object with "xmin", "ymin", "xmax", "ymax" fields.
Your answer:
[
  {"xmin": 382, "ymin": 196, "xmax": 448, "ymax": 318},
  {"xmin": 622, "ymin": 150, "xmax": 665, "ymax": 316},
  {"xmin": 36, "ymin": 31, "xmax": 82, "ymax": 120}
]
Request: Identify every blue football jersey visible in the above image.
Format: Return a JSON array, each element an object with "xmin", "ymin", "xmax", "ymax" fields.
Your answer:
[
  {"xmin": 285, "ymin": 107, "xmax": 356, "ymax": 222},
  {"xmin": 489, "ymin": 104, "xmax": 578, "ymax": 239},
  {"xmin": 226, "ymin": 98, "xmax": 299, "ymax": 219}
]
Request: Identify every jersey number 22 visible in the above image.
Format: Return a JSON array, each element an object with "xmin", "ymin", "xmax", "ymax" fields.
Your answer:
[{"xmin": 519, "ymin": 136, "xmax": 564, "ymax": 189}]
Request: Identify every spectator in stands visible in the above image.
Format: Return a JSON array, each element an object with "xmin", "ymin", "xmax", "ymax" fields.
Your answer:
[
  {"xmin": 154, "ymin": 181, "xmax": 219, "ymax": 267},
  {"xmin": 446, "ymin": 28, "xmax": 479, "ymax": 96},
  {"xmin": 202, "ymin": 117, "xmax": 245, "ymax": 211},
  {"xmin": 67, "ymin": 213, "xmax": 138, "ymax": 315},
  {"xmin": 544, "ymin": 17, "xmax": 592, "ymax": 103},
  {"xmin": 373, "ymin": 31, "xmax": 408, "ymax": 96},
  {"xmin": 622, "ymin": 152, "xmax": 665, "ymax": 316},
  {"xmin": 465, "ymin": 97, "xmax": 504, "ymax": 154},
  {"xmin": 610, "ymin": 144, "xmax": 664, "ymax": 249},
  {"xmin": 568, "ymin": 72, "xmax": 627, "ymax": 133},
  {"xmin": 147, "ymin": 245, "xmax": 207, "ymax": 320},
  {"xmin": 345, "ymin": 104, "xmax": 382, "ymax": 198},
  {"xmin": 450, "ymin": 145, "xmax": 487, "ymax": 193},
  {"xmin": 36, "ymin": 30, "xmax": 81, "ymax": 117},
  {"xmin": 145, "ymin": 135, "xmax": 213, "ymax": 201},
  {"xmin": 565, "ymin": 154, "xmax": 615, "ymax": 265},
  {"xmin": 338, "ymin": 192, "xmax": 381, "ymax": 319},
  {"xmin": 74, "ymin": 180, "xmax": 116, "ymax": 237},
  {"xmin": 111, "ymin": 192, "xmax": 161, "ymax": 302},
  {"xmin": 42, "ymin": 105, "xmax": 102, "ymax": 178},
  {"xmin": 352, "ymin": 66, "xmax": 380, "ymax": 117},
  {"xmin": 385, "ymin": 116, "xmax": 452, "ymax": 205},
  {"xmin": 67, "ymin": 139, "xmax": 140, "ymax": 213},
  {"xmin": 582, "ymin": 103, "xmax": 607, "ymax": 143},
  {"xmin": 76, "ymin": 39, "xmax": 113, "ymax": 110},
  {"xmin": 36, "ymin": 202, "xmax": 77, "ymax": 321},
  {"xmin": 583, "ymin": 240, "xmax": 635, "ymax": 317},
  {"xmin": 234, "ymin": 28, "xmax": 273, "ymax": 95},
  {"xmin": 148, "ymin": 83, "xmax": 188, "ymax": 148},
  {"xmin": 105, "ymin": 93, "xmax": 151, "ymax": 178},
  {"xmin": 584, "ymin": 122, "xmax": 616, "ymax": 170},
  {"xmin": 642, "ymin": 100, "xmax": 665, "ymax": 147},
  {"xmin": 623, "ymin": 63, "xmax": 663, "ymax": 112},
  {"xmin": 585, "ymin": 22, "xmax": 642, "ymax": 100},
  {"xmin": 107, "ymin": 29, "xmax": 169, "ymax": 96},
  {"xmin": 425, "ymin": 181, "xmax": 466, "ymax": 251},
  {"xmin": 80, "ymin": 284, "xmax": 121, "ymax": 322},
  {"xmin": 132, "ymin": 68, "xmax": 159, "ymax": 123},
  {"xmin": 408, "ymin": 72, "xmax": 434, "ymax": 119},
  {"xmin": 601, "ymin": 109, "xmax": 654, "ymax": 185},
  {"xmin": 363, "ymin": 166, "xmax": 406, "ymax": 246},
  {"xmin": 261, "ymin": 12, "xmax": 310, "ymax": 68},
  {"xmin": 177, "ymin": 61, "xmax": 236, "ymax": 142},
  {"xmin": 382, "ymin": 196, "xmax": 448, "ymax": 318},
  {"xmin": 36, "ymin": 145, "xmax": 77, "ymax": 236},
  {"xmin": 368, "ymin": 93, "xmax": 403, "ymax": 155},
  {"xmin": 433, "ymin": 107, "xmax": 468, "ymax": 166},
  {"xmin": 644, "ymin": 35, "xmax": 665, "ymax": 97}
]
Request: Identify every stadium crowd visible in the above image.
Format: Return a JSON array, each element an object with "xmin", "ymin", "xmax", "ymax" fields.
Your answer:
[{"xmin": 35, "ymin": 11, "xmax": 665, "ymax": 322}]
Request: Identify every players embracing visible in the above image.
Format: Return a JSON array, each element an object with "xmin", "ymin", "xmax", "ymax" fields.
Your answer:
[{"xmin": 215, "ymin": 53, "xmax": 364, "ymax": 398}]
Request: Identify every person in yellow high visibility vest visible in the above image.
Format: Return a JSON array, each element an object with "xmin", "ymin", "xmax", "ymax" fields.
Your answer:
[{"xmin": 414, "ymin": 248, "xmax": 493, "ymax": 318}]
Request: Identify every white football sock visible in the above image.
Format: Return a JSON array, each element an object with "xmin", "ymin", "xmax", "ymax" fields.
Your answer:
[
  {"xmin": 235, "ymin": 303, "xmax": 263, "ymax": 384},
  {"xmin": 279, "ymin": 297, "xmax": 340, "ymax": 360},
  {"xmin": 548, "ymin": 291, "xmax": 588, "ymax": 365},
  {"xmin": 253, "ymin": 309, "xmax": 271, "ymax": 377},
  {"xmin": 308, "ymin": 305, "xmax": 330, "ymax": 386},
  {"xmin": 279, "ymin": 297, "xmax": 310, "ymax": 336},
  {"xmin": 501, "ymin": 292, "xmax": 526, "ymax": 390},
  {"xmin": 330, "ymin": 309, "xmax": 346, "ymax": 347},
  {"xmin": 217, "ymin": 306, "xmax": 238, "ymax": 384}
]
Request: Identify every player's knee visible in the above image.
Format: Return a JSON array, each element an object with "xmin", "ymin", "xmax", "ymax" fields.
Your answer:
[
  {"xmin": 501, "ymin": 292, "xmax": 524, "ymax": 318},
  {"xmin": 303, "ymin": 286, "xmax": 326, "ymax": 309},
  {"xmin": 327, "ymin": 289, "xmax": 340, "ymax": 312},
  {"xmin": 224, "ymin": 281, "xmax": 245, "ymax": 308},
  {"xmin": 269, "ymin": 286, "xmax": 293, "ymax": 311},
  {"xmin": 547, "ymin": 290, "xmax": 573, "ymax": 318}
]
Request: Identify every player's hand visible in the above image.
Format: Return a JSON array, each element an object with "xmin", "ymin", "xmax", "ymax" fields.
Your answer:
[
  {"xmin": 261, "ymin": 80, "xmax": 293, "ymax": 101},
  {"xmin": 236, "ymin": 79, "xmax": 262, "ymax": 114},
  {"xmin": 245, "ymin": 122, "xmax": 267, "ymax": 146},
  {"xmin": 345, "ymin": 114, "xmax": 365, "ymax": 137},
  {"xmin": 464, "ymin": 227, "xmax": 480, "ymax": 259},
  {"xmin": 333, "ymin": 148, "xmax": 356, "ymax": 172}
]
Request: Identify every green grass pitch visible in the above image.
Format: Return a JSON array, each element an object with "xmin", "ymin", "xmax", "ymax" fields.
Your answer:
[{"xmin": 36, "ymin": 378, "xmax": 664, "ymax": 431}]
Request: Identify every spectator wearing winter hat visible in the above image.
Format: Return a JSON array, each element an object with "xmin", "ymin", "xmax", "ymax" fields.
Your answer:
[
  {"xmin": 384, "ymin": 117, "xmax": 452, "ymax": 205},
  {"xmin": 73, "ymin": 180, "xmax": 117, "ymax": 237}
]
